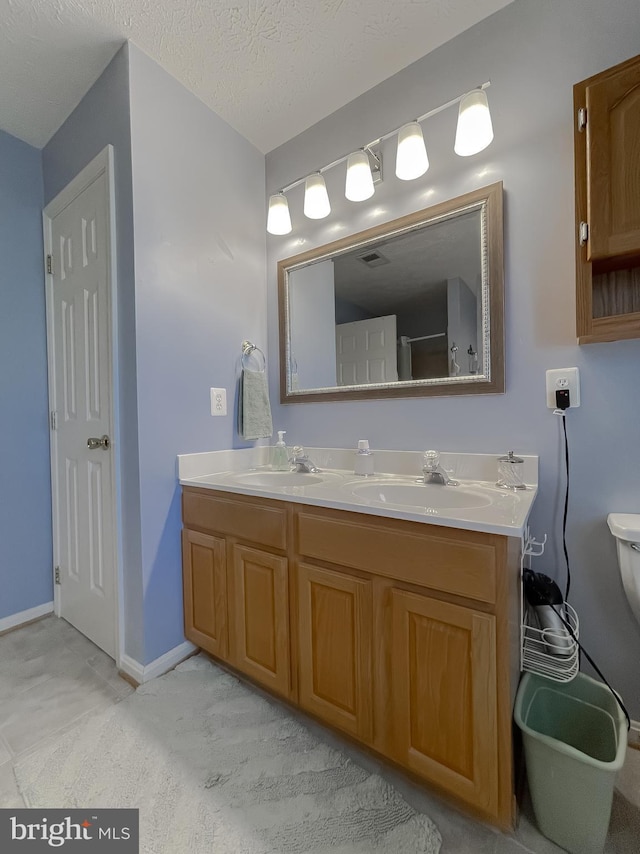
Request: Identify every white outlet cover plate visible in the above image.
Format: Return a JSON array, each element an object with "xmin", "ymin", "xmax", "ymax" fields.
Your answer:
[
  {"xmin": 545, "ymin": 367, "xmax": 580, "ymax": 409},
  {"xmin": 210, "ymin": 387, "xmax": 227, "ymax": 416}
]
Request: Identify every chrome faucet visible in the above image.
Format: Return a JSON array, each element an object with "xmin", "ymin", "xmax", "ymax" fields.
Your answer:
[
  {"xmin": 420, "ymin": 450, "xmax": 458, "ymax": 486},
  {"xmin": 289, "ymin": 446, "xmax": 320, "ymax": 473}
]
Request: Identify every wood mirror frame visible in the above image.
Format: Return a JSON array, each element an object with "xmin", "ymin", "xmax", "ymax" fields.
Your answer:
[{"xmin": 278, "ymin": 182, "xmax": 504, "ymax": 403}]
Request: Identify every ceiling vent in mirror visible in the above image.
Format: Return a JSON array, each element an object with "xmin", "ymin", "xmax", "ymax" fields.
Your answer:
[{"xmin": 357, "ymin": 250, "xmax": 389, "ymax": 268}]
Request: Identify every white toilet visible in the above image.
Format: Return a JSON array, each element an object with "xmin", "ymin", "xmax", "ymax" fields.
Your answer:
[{"xmin": 608, "ymin": 513, "xmax": 640, "ymax": 624}]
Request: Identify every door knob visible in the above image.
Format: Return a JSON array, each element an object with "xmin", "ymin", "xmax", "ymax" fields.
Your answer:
[{"xmin": 87, "ymin": 435, "xmax": 110, "ymax": 450}]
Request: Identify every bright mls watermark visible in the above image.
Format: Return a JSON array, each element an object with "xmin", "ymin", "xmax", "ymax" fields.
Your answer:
[{"xmin": 0, "ymin": 810, "xmax": 138, "ymax": 851}]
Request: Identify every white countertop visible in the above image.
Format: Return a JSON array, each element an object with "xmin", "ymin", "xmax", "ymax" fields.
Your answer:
[{"xmin": 178, "ymin": 447, "xmax": 538, "ymax": 538}]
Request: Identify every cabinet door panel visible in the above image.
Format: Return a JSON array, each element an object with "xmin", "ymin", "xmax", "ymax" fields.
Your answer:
[
  {"xmin": 231, "ymin": 545, "xmax": 290, "ymax": 697},
  {"xmin": 298, "ymin": 563, "xmax": 373, "ymax": 741},
  {"xmin": 390, "ymin": 588, "xmax": 498, "ymax": 816},
  {"xmin": 587, "ymin": 61, "xmax": 640, "ymax": 260},
  {"xmin": 182, "ymin": 529, "xmax": 228, "ymax": 659}
]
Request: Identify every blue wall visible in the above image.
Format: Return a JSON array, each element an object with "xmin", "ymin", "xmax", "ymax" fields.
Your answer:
[
  {"xmin": 42, "ymin": 43, "xmax": 144, "ymax": 662},
  {"xmin": 0, "ymin": 130, "xmax": 51, "ymax": 619},
  {"xmin": 128, "ymin": 45, "xmax": 267, "ymax": 664},
  {"xmin": 266, "ymin": 0, "xmax": 640, "ymax": 715}
]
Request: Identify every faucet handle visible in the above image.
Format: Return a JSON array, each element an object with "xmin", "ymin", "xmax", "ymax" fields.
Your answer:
[
  {"xmin": 290, "ymin": 445, "xmax": 306, "ymax": 461},
  {"xmin": 423, "ymin": 450, "xmax": 440, "ymax": 470}
]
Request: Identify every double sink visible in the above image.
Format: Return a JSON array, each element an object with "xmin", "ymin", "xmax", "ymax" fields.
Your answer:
[
  {"xmin": 178, "ymin": 448, "xmax": 538, "ymax": 536},
  {"xmin": 224, "ymin": 469, "xmax": 503, "ymax": 512}
]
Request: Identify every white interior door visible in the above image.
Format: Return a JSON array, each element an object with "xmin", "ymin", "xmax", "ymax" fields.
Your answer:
[
  {"xmin": 45, "ymin": 152, "xmax": 117, "ymax": 659},
  {"xmin": 336, "ymin": 314, "xmax": 398, "ymax": 385}
]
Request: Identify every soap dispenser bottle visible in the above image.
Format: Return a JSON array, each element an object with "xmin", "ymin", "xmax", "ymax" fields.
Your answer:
[
  {"xmin": 354, "ymin": 439, "xmax": 374, "ymax": 476},
  {"xmin": 272, "ymin": 431, "xmax": 289, "ymax": 471}
]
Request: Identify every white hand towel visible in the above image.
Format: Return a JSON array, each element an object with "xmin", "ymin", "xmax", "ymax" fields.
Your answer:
[{"xmin": 238, "ymin": 369, "xmax": 273, "ymax": 440}]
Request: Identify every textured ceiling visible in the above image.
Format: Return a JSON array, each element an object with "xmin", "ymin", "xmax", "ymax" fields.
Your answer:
[{"xmin": 0, "ymin": 0, "xmax": 514, "ymax": 152}]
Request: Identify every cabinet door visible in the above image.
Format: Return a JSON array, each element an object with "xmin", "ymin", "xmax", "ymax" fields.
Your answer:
[
  {"xmin": 182, "ymin": 529, "xmax": 228, "ymax": 659},
  {"xmin": 390, "ymin": 588, "xmax": 498, "ymax": 817},
  {"xmin": 231, "ymin": 544, "xmax": 290, "ymax": 697},
  {"xmin": 586, "ymin": 57, "xmax": 640, "ymax": 260},
  {"xmin": 297, "ymin": 563, "xmax": 373, "ymax": 741}
]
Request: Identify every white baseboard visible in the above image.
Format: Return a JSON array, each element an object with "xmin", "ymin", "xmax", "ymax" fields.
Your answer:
[
  {"xmin": 119, "ymin": 640, "xmax": 197, "ymax": 684},
  {"xmin": 0, "ymin": 601, "xmax": 54, "ymax": 634},
  {"xmin": 118, "ymin": 654, "xmax": 145, "ymax": 684}
]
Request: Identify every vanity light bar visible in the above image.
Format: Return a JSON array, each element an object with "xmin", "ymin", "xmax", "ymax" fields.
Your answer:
[{"xmin": 267, "ymin": 82, "xmax": 492, "ymax": 235}]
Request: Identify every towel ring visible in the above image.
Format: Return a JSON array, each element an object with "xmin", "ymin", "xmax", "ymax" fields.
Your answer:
[{"xmin": 241, "ymin": 340, "xmax": 266, "ymax": 371}]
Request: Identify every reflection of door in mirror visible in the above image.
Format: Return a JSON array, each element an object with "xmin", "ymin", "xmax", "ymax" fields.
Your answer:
[{"xmin": 336, "ymin": 315, "xmax": 398, "ymax": 385}]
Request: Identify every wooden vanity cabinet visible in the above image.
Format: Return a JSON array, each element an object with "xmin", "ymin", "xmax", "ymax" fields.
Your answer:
[
  {"xmin": 389, "ymin": 588, "xmax": 499, "ymax": 817},
  {"xmin": 293, "ymin": 505, "xmax": 517, "ymax": 827},
  {"xmin": 574, "ymin": 53, "xmax": 640, "ymax": 343},
  {"xmin": 182, "ymin": 529, "xmax": 228, "ymax": 660},
  {"xmin": 230, "ymin": 544, "xmax": 290, "ymax": 697},
  {"xmin": 182, "ymin": 487, "xmax": 520, "ymax": 830},
  {"xmin": 182, "ymin": 488, "xmax": 292, "ymax": 698},
  {"xmin": 296, "ymin": 562, "xmax": 374, "ymax": 742}
]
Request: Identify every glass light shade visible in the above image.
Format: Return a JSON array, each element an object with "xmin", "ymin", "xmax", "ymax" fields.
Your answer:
[
  {"xmin": 303, "ymin": 173, "xmax": 331, "ymax": 219},
  {"xmin": 395, "ymin": 122, "xmax": 429, "ymax": 180},
  {"xmin": 345, "ymin": 150, "xmax": 375, "ymax": 201},
  {"xmin": 454, "ymin": 90, "xmax": 494, "ymax": 156},
  {"xmin": 266, "ymin": 193, "xmax": 292, "ymax": 235}
]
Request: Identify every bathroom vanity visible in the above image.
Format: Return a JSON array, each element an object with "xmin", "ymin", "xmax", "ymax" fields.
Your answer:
[{"xmin": 179, "ymin": 448, "xmax": 538, "ymax": 830}]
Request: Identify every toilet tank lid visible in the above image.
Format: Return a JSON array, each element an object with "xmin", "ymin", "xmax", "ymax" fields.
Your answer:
[{"xmin": 607, "ymin": 513, "xmax": 640, "ymax": 541}]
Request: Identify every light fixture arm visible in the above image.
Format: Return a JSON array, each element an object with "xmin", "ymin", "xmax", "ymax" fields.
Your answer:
[{"xmin": 277, "ymin": 81, "xmax": 490, "ymax": 195}]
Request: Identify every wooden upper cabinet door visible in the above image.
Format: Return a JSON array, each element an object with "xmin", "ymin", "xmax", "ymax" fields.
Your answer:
[
  {"xmin": 182, "ymin": 529, "xmax": 228, "ymax": 660},
  {"xmin": 390, "ymin": 588, "xmax": 499, "ymax": 818},
  {"xmin": 585, "ymin": 55, "xmax": 640, "ymax": 261},
  {"xmin": 230, "ymin": 544, "xmax": 291, "ymax": 698},
  {"xmin": 297, "ymin": 563, "xmax": 373, "ymax": 742}
]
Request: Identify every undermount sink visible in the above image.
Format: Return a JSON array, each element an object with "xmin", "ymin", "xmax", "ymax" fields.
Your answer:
[
  {"xmin": 348, "ymin": 479, "xmax": 494, "ymax": 511},
  {"xmin": 227, "ymin": 470, "xmax": 325, "ymax": 487}
]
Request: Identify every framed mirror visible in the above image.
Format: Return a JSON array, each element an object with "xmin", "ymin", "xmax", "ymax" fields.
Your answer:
[{"xmin": 278, "ymin": 182, "xmax": 504, "ymax": 403}]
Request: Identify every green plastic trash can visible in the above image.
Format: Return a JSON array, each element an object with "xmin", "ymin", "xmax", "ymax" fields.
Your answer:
[{"xmin": 514, "ymin": 671, "xmax": 627, "ymax": 854}]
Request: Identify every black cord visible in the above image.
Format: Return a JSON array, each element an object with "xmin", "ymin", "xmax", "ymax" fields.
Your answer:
[
  {"xmin": 561, "ymin": 413, "xmax": 571, "ymax": 602},
  {"xmin": 552, "ymin": 410, "xmax": 630, "ymax": 730},
  {"xmin": 550, "ymin": 602, "xmax": 631, "ymax": 731}
]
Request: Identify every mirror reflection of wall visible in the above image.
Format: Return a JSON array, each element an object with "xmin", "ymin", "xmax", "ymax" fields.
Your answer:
[{"xmin": 288, "ymin": 258, "xmax": 336, "ymax": 389}]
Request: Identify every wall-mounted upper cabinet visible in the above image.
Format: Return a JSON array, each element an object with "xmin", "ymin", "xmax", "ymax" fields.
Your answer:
[{"xmin": 574, "ymin": 53, "xmax": 640, "ymax": 344}]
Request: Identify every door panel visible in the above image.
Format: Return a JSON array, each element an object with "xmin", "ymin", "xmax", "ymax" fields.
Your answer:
[
  {"xmin": 297, "ymin": 563, "xmax": 373, "ymax": 740},
  {"xmin": 231, "ymin": 545, "xmax": 290, "ymax": 697},
  {"xmin": 587, "ymin": 63, "xmax": 640, "ymax": 260},
  {"xmin": 390, "ymin": 588, "xmax": 498, "ymax": 815},
  {"xmin": 182, "ymin": 530, "xmax": 228, "ymax": 659},
  {"xmin": 336, "ymin": 314, "xmax": 398, "ymax": 385},
  {"xmin": 50, "ymin": 170, "xmax": 116, "ymax": 657}
]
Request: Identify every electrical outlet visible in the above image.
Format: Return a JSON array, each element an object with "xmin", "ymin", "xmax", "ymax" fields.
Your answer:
[
  {"xmin": 210, "ymin": 387, "xmax": 227, "ymax": 416},
  {"xmin": 545, "ymin": 368, "xmax": 580, "ymax": 409}
]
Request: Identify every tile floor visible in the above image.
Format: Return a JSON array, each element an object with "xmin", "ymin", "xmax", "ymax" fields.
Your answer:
[{"xmin": 0, "ymin": 615, "xmax": 638, "ymax": 852}]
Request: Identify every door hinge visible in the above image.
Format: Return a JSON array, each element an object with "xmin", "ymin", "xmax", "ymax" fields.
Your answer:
[
  {"xmin": 54, "ymin": 566, "xmax": 61, "ymax": 585},
  {"xmin": 50, "ymin": 410, "xmax": 57, "ymax": 431},
  {"xmin": 577, "ymin": 107, "xmax": 587, "ymax": 132},
  {"xmin": 579, "ymin": 221, "xmax": 589, "ymax": 246},
  {"xmin": 46, "ymin": 254, "xmax": 53, "ymax": 275}
]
